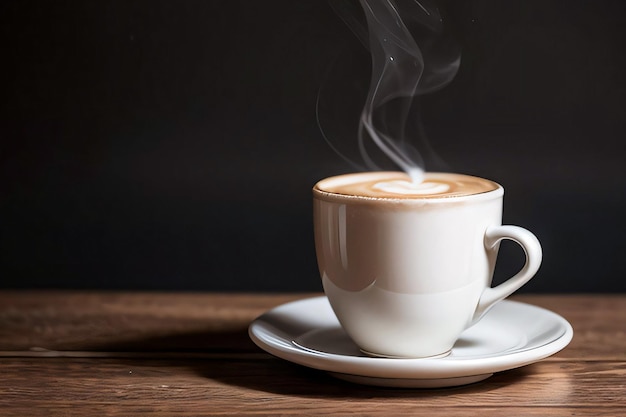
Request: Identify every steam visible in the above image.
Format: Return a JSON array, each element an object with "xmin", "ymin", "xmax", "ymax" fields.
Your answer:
[{"xmin": 327, "ymin": 0, "xmax": 460, "ymax": 183}]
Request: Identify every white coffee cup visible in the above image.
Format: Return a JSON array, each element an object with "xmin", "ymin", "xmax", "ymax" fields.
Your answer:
[{"xmin": 313, "ymin": 171, "xmax": 542, "ymax": 358}]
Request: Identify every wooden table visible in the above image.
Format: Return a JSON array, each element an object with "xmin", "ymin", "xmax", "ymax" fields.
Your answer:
[{"xmin": 0, "ymin": 292, "xmax": 624, "ymax": 416}]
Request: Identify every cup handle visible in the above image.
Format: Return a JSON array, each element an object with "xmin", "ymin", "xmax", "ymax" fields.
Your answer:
[{"xmin": 471, "ymin": 225, "xmax": 543, "ymax": 325}]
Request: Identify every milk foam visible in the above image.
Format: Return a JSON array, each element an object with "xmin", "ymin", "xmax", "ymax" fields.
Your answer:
[
  {"xmin": 373, "ymin": 180, "xmax": 450, "ymax": 195},
  {"xmin": 315, "ymin": 172, "xmax": 499, "ymax": 200}
]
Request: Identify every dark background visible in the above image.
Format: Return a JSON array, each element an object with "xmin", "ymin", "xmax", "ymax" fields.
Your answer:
[{"xmin": 2, "ymin": 1, "xmax": 625, "ymax": 292}]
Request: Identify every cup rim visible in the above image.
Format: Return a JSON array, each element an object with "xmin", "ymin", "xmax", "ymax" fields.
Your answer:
[{"xmin": 313, "ymin": 171, "xmax": 504, "ymax": 205}]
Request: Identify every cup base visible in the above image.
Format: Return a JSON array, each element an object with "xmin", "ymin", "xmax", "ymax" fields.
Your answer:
[{"xmin": 360, "ymin": 348, "xmax": 452, "ymax": 360}]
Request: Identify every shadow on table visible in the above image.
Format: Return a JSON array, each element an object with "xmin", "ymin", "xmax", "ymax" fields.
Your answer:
[
  {"xmin": 85, "ymin": 327, "xmax": 533, "ymax": 399},
  {"xmin": 193, "ymin": 355, "xmax": 535, "ymax": 398}
]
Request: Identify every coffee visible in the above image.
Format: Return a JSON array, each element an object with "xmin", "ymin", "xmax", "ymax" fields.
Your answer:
[{"xmin": 314, "ymin": 172, "xmax": 499, "ymax": 200}]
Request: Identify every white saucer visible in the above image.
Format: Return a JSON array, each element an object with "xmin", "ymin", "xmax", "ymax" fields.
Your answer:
[{"xmin": 249, "ymin": 296, "xmax": 573, "ymax": 388}]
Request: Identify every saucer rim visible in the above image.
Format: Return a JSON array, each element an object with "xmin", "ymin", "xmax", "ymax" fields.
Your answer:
[{"xmin": 248, "ymin": 296, "xmax": 573, "ymax": 382}]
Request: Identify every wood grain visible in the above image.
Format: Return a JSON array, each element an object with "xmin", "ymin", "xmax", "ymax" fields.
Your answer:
[
  {"xmin": 0, "ymin": 291, "xmax": 307, "ymax": 353},
  {"xmin": 0, "ymin": 292, "xmax": 624, "ymax": 359},
  {"xmin": 0, "ymin": 292, "xmax": 624, "ymax": 416},
  {"xmin": 0, "ymin": 358, "xmax": 624, "ymax": 416}
]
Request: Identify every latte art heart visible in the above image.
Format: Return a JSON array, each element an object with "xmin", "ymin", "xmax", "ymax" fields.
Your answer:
[{"xmin": 373, "ymin": 180, "xmax": 450, "ymax": 195}]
